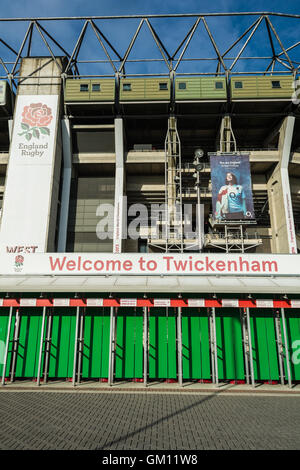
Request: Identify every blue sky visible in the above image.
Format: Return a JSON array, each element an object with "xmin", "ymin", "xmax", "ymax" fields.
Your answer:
[{"xmin": 0, "ymin": 0, "xmax": 298, "ymax": 76}]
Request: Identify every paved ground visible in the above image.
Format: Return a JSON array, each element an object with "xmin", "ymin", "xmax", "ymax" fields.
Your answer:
[{"xmin": 0, "ymin": 391, "xmax": 299, "ymax": 450}]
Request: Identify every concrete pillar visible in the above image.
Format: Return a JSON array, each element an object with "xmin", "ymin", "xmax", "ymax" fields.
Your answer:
[
  {"xmin": 0, "ymin": 57, "xmax": 64, "ymax": 253},
  {"xmin": 219, "ymin": 115, "xmax": 236, "ymax": 153},
  {"xmin": 267, "ymin": 116, "xmax": 297, "ymax": 254},
  {"xmin": 113, "ymin": 118, "xmax": 126, "ymax": 253},
  {"xmin": 57, "ymin": 118, "xmax": 72, "ymax": 252}
]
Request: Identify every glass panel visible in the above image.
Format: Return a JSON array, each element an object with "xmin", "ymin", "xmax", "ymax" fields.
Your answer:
[
  {"xmin": 80, "ymin": 84, "xmax": 89, "ymax": 92},
  {"xmin": 234, "ymin": 81, "xmax": 243, "ymax": 89},
  {"xmin": 159, "ymin": 82, "xmax": 168, "ymax": 90},
  {"xmin": 215, "ymin": 81, "xmax": 223, "ymax": 89}
]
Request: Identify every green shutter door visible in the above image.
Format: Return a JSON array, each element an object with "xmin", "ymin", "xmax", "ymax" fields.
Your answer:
[
  {"xmin": 284, "ymin": 311, "xmax": 300, "ymax": 381},
  {"xmin": 182, "ymin": 308, "xmax": 210, "ymax": 379},
  {"xmin": 250, "ymin": 310, "xmax": 279, "ymax": 381},
  {"xmin": 115, "ymin": 308, "xmax": 143, "ymax": 379},
  {"xmin": 149, "ymin": 308, "xmax": 177, "ymax": 380},
  {"xmin": 215, "ymin": 309, "xmax": 245, "ymax": 380},
  {"xmin": 48, "ymin": 309, "xmax": 76, "ymax": 378},
  {"xmin": 15, "ymin": 309, "xmax": 43, "ymax": 378},
  {"xmin": 82, "ymin": 307, "xmax": 110, "ymax": 379}
]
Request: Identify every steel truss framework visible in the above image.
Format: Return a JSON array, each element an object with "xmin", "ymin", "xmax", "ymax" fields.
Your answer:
[{"xmin": 0, "ymin": 12, "xmax": 299, "ymax": 91}]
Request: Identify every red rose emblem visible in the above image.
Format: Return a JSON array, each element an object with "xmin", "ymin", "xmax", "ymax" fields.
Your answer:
[
  {"xmin": 15, "ymin": 255, "xmax": 24, "ymax": 264},
  {"xmin": 22, "ymin": 103, "xmax": 53, "ymax": 128}
]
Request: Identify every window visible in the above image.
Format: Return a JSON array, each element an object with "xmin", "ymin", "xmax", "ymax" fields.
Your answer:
[
  {"xmin": 92, "ymin": 83, "xmax": 101, "ymax": 92},
  {"xmin": 80, "ymin": 84, "xmax": 89, "ymax": 92},
  {"xmin": 178, "ymin": 82, "xmax": 186, "ymax": 90},
  {"xmin": 159, "ymin": 82, "xmax": 168, "ymax": 90},
  {"xmin": 123, "ymin": 83, "xmax": 131, "ymax": 91},
  {"xmin": 272, "ymin": 80, "xmax": 281, "ymax": 89},
  {"xmin": 215, "ymin": 81, "xmax": 223, "ymax": 89},
  {"xmin": 234, "ymin": 81, "xmax": 243, "ymax": 89}
]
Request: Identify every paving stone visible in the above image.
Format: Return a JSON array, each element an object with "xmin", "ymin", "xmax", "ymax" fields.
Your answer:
[{"xmin": 0, "ymin": 392, "xmax": 299, "ymax": 449}]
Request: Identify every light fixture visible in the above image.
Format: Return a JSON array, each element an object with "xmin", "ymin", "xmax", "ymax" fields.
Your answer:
[
  {"xmin": 195, "ymin": 163, "xmax": 204, "ymax": 172},
  {"xmin": 194, "ymin": 148, "xmax": 204, "ymax": 159}
]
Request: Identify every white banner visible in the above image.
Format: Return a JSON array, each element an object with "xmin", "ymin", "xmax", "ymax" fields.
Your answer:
[
  {"xmin": 0, "ymin": 95, "xmax": 59, "ymax": 253},
  {"xmin": 0, "ymin": 252, "xmax": 300, "ymax": 276}
]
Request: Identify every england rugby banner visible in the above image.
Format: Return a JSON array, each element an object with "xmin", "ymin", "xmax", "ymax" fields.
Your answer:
[
  {"xmin": 0, "ymin": 95, "xmax": 59, "ymax": 253},
  {"xmin": 0, "ymin": 252, "xmax": 299, "ymax": 276},
  {"xmin": 210, "ymin": 154, "xmax": 255, "ymax": 222}
]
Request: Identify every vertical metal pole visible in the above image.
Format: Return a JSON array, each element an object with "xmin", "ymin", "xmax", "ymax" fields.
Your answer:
[
  {"xmin": 177, "ymin": 307, "xmax": 183, "ymax": 387},
  {"xmin": 209, "ymin": 309, "xmax": 215, "ymax": 383},
  {"xmin": 143, "ymin": 307, "xmax": 148, "ymax": 387},
  {"xmin": 274, "ymin": 310, "xmax": 285, "ymax": 385},
  {"xmin": 72, "ymin": 306, "xmax": 80, "ymax": 387},
  {"xmin": 10, "ymin": 309, "xmax": 20, "ymax": 383},
  {"xmin": 241, "ymin": 309, "xmax": 250, "ymax": 385},
  {"xmin": 77, "ymin": 309, "xmax": 84, "ymax": 385},
  {"xmin": 281, "ymin": 308, "xmax": 292, "ymax": 388},
  {"xmin": 108, "ymin": 306, "xmax": 114, "ymax": 386},
  {"xmin": 246, "ymin": 307, "xmax": 255, "ymax": 388},
  {"xmin": 1, "ymin": 306, "xmax": 13, "ymax": 386},
  {"xmin": 43, "ymin": 310, "xmax": 52, "ymax": 384},
  {"xmin": 212, "ymin": 307, "xmax": 219, "ymax": 387},
  {"xmin": 37, "ymin": 306, "xmax": 46, "ymax": 387}
]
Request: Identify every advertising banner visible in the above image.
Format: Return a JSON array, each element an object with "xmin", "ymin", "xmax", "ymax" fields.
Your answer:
[
  {"xmin": 0, "ymin": 95, "xmax": 59, "ymax": 253},
  {"xmin": 0, "ymin": 252, "xmax": 299, "ymax": 276},
  {"xmin": 210, "ymin": 154, "xmax": 255, "ymax": 222}
]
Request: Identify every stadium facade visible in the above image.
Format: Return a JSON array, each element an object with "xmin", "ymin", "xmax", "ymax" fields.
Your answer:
[{"xmin": 0, "ymin": 13, "xmax": 300, "ymax": 388}]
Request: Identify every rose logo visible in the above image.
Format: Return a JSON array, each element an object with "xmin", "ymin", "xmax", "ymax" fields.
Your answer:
[
  {"xmin": 18, "ymin": 103, "xmax": 53, "ymax": 141},
  {"xmin": 15, "ymin": 255, "xmax": 24, "ymax": 268}
]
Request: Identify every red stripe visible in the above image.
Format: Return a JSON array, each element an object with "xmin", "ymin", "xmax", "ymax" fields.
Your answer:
[{"xmin": 0, "ymin": 298, "xmax": 295, "ymax": 308}]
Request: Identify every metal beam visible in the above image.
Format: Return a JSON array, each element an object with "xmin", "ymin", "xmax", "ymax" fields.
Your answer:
[
  {"xmin": 212, "ymin": 307, "xmax": 219, "ymax": 387},
  {"xmin": 174, "ymin": 18, "xmax": 201, "ymax": 72},
  {"xmin": 10, "ymin": 308, "xmax": 20, "ymax": 383},
  {"xmin": 246, "ymin": 307, "xmax": 255, "ymax": 388},
  {"xmin": 265, "ymin": 16, "xmax": 294, "ymax": 70},
  {"xmin": 281, "ymin": 308, "xmax": 292, "ymax": 388},
  {"xmin": 229, "ymin": 16, "xmax": 264, "ymax": 71},
  {"xmin": 77, "ymin": 307, "xmax": 84, "ymax": 385},
  {"xmin": 1, "ymin": 306, "xmax": 13, "ymax": 386},
  {"xmin": 37, "ymin": 306, "xmax": 46, "ymax": 386},
  {"xmin": 108, "ymin": 306, "xmax": 115, "ymax": 386},
  {"xmin": 89, "ymin": 20, "xmax": 118, "ymax": 73},
  {"xmin": 72, "ymin": 306, "xmax": 80, "ymax": 387},
  {"xmin": 0, "ymin": 13, "xmax": 299, "ymax": 21},
  {"xmin": 65, "ymin": 20, "xmax": 89, "ymax": 74},
  {"xmin": 118, "ymin": 19, "xmax": 144, "ymax": 73},
  {"xmin": 143, "ymin": 306, "xmax": 148, "ymax": 387},
  {"xmin": 177, "ymin": 307, "xmax": 183, "ymax": 387},
  {"xmin": 43, "ymin": 310, "xmax": 52, "ymax": 384}
]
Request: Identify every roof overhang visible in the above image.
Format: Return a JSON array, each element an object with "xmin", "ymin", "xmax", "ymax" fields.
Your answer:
[{"xmin": 1, "ymin": 274, "xmax": 299, "ymax": 294}]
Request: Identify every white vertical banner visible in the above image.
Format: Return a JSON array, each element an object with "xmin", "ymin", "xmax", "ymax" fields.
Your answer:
[
  {"xmin": 0, "ymin": 95, "xmax": 59, "ymax": 253},
  {"xmin": 113, "ymin": 118, "xmax": 125, "ymax": 254},
  {"xmin": 281, "ymin": 169, "xmax": 297, "ymax": 254}
]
